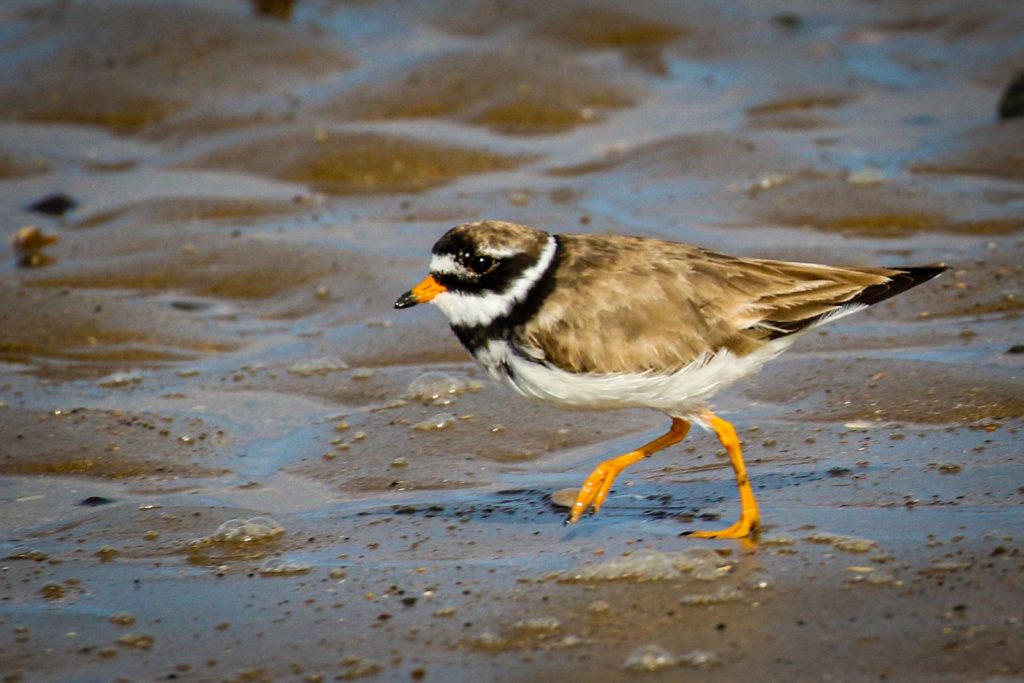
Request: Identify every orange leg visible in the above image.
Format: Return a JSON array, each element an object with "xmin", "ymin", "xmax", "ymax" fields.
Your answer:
[
  {"xmin": 689, "ymin": 411, "xmax": 761, "ymax": 539},
  {"xmin": 566, "ymin": 418, "xmax": 691, "ymax": 524}
]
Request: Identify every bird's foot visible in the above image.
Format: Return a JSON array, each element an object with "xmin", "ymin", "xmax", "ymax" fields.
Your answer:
[
  {"xmin": 563, "ymin": 419, "xmax": 691, "ymax": 526},
  {"xmin": 687, "ymin": 514, "xmax": 760, "ymax": 540},
  {"xmin": 565, "ymin": 460, "xmax": 620, "ymax": 525}
]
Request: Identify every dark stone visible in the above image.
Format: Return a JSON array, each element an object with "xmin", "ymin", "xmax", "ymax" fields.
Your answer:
[
  {"xmin": 79, "ymin": 496, "xmax": 115, "ymax": 507},
  {"xmin": 169, "ymin": 300, "xmax": 210, "ymax": 312},
  {"xmin": 251, "ymin": 0, "xmax": 295, "ymax": 20},
  {"xmin": 28, "ymin": 193, "xmax": 77, "ymax": 216},
  {"xmin": 998, "ymin": 70, "xmax": 1024, "ymax": 119},
  {"xmin": 772, "ymin": 13, "xmax": 802, "ymax": 31}
]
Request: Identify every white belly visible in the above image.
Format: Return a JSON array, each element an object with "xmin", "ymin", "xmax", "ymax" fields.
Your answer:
[{"xmin": 472, "ymin": 339, "xmax": 790, "ymax": 418}]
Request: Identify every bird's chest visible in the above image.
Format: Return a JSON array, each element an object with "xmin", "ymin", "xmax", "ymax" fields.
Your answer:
[
  {"xmin": 453, "ymin": 324, "xmax": 601, "ymax": 409},
  {"xmin": 466, "ymin": 336, "xmax": 599, "ymax": 410},
  {"xmin": 462, "ymin": 334, "xmax": 553, "ymax": 402},
  {"xmin": 468, "ymin": 337, "xmax": 521, "ymax": 387},
  {"xmin": 452, "ymin": 320, "xmax": 531, "ymax": 381}
]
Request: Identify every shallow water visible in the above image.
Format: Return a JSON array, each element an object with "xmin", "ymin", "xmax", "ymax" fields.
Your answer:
[{"xmin": 1, "ymin": 0, "xmax": 1022, "ymax": 681}]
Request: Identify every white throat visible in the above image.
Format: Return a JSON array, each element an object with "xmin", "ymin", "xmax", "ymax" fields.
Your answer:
[{"xmin": 431, "ymin": 235, "xmax": 557, "ymax": 328}]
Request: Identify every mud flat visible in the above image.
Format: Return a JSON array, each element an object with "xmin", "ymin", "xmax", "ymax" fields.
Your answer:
[{"xmin": 1, "ymin": 0, "xmax": 1022, "ymax": 681}]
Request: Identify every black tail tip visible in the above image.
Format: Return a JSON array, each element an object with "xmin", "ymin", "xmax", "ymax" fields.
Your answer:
[
  {"xmin": 902, "ymin": 263, "xmax": 949, "ymax": 281},
  {"xmin": 850, "ymin": 262, "xmax": 949, "ymax": 309},
  {"xmin": 896, "ymin": 262, "xmax": 949, "ymax": 288}
]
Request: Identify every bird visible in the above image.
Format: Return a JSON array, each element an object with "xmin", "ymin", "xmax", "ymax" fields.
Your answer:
[{"xmin": 394, "ymin": 220, "xmax": 946, "ymax": 538}]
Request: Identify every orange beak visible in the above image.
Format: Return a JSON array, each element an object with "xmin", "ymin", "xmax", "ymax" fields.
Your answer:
[{"xmin": 394, "ymin": 274, "xmax": 447, "ymax": 309}]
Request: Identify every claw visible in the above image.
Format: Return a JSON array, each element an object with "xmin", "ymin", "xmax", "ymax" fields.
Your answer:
[
  {"xmin": 689, "ymin": 517, "xmax": 759, "ymax": 540},
  {"xmin": 686, "ymin": 412, "xmax": 761, "ymax": 540},
  {"xmin": 564, "ymin": 418, "xmax": 691, "ymax": 523}
]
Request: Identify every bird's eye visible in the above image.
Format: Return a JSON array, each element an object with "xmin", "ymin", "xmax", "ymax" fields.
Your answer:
[{"xmin": 466, "ymin": 254, "xmax": 495, "ymax": 275}]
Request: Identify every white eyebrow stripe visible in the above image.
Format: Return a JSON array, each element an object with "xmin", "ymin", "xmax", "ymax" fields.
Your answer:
[
  {"xmin": 431, "ymin": 234, "xmax": 557, "ymax": 328},
  {"xmin": 478, "ymin": 246, "xmax": 522, "ymax": 258},
  {"xmin": 429, "ymin": 253, "xmax": 468, "ymax": 277}
]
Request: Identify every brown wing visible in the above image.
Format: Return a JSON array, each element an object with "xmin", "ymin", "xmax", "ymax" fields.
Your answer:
[{"xmin": 518, "ymin": 233, "xmax": 943, "ymax": 374}]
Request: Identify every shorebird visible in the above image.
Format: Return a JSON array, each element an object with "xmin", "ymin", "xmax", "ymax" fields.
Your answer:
[{"xmin": 396, "ymin": 220, "xmax": 946, "ymax": 538}]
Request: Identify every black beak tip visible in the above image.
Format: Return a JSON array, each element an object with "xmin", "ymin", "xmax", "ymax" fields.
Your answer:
[{"xmin": 394, "ymin": 291, "xmax": 418, "ymax": 309}]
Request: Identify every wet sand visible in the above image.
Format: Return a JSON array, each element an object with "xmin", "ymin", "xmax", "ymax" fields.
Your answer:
[{"xmin": 1, "ymin": 0, "xmax": 1022, "ymax": 681}]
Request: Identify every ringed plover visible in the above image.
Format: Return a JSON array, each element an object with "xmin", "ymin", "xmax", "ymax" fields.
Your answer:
[{"xmin": 395, "ymin": 220, "xmax": 946, "ymax": 538}]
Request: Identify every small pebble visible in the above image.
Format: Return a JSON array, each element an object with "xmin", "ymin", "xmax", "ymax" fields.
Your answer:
[
  {"xmin": 109, "ymin": 613, "xmax": 136, "ymax": 626},
  {"xmin": 413, "ymin": 413, "xmax": 456, "ymax": 432},
  {"xmin": 550, "ymin": 488, "xmax": 579, "ymax": 508},
  {"xmin": 117, "ymin": 633, "xmax": 155, "ymax": 650}
]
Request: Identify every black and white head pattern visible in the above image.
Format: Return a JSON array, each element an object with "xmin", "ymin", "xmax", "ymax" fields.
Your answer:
[{"xmin": 428, "ymin": 221, "xmax": 560, "ymax": 333}]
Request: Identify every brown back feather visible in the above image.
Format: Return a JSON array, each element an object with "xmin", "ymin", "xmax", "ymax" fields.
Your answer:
[{"xmin": 518, "ymin": 233, "xmax": 943, "ymax": 374}]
